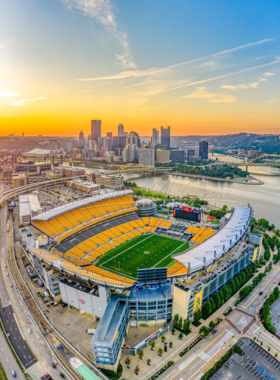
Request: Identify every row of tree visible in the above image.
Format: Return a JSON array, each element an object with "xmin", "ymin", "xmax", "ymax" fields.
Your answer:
[
  {"xmin": 208, "ymin": 205, "xmax": 228, "ymax": 219},
  {"xmin": 201, "ymin": 262, "xmax": 257, "ymax": 320},
  {"xmin": 173, "ymin": 314, "xmax": 191, "ymax": 333},
  {"xmin": 251, "ymin": 218, "xmax": 275, "ymax": 232},
  {"xmin": 263, "ymin": 238, "xmax": 271, "ymax": 261},
  {"xmin": 261, "ymin": 286, "xmax": 280, "ymax": 335},
  {"xmin": 173, "ymin": 164, "xmax": 249, "ymax": 179}
]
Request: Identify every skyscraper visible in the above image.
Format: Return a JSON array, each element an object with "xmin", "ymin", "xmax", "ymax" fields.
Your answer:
[
  {"xmin": 118, "ymin": 124, "xmax": 124, "ymax": 136},
  {"xmin": 128, "ymin": 131, "xmax": 141, "ymax": 147},
  {"xmin": 152, "ymin": 129, "xmax": 159, "ymax": 145},
  {"xmin": 91, "ymin": 120, "xmax": 101, "ymax": 142},
  {"xmin": 161, "ymin": 126, "xmax": 171, "ymax": 148},
  {"xmin": 199, "ymin": 140, "xmax": 209, "ymax": 160},
  {"xmin": 106, "ymin": 132, "xmax": 113, "ymax": 138},
  {"xmin": 79, "ymin": 130, "xmax": 84, "ymax": 146}
]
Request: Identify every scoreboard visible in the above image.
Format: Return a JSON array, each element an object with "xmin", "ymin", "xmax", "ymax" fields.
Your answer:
[{"xmin": 173, "ymin": 205, "xmax": 201, "ymax": 222}]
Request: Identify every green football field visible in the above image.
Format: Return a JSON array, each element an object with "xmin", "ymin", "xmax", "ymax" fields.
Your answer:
[{"xmin": 96, "ymin": 234, "xmax": 189, "ymax": 280}]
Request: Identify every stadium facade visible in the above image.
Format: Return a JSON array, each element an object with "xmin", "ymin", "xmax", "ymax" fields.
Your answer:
[{"xmin": 19, "ymin": 190, "xmax": 261, "ymax": 372}]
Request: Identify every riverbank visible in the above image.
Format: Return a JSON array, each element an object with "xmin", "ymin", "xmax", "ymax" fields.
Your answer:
[{"xmin": 171, "ymin": 172, "xmax": 264, "ymax": 185}]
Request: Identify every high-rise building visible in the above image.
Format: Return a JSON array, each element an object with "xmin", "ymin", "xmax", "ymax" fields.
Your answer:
[
  {"xmin": 128, "ymin": 131, "xmax": 141, "ymax": 147},
  {"xmin": 91, "ymin": 120, "xmax": 101, "ymax": 142},
  {"xmin": 118, "ymin": 124, "xmax": 124, "ymax": 136},
  {"xmin": 103, "ymin": 137, "xmax": 113, "ymax": 152},
  {"xmin": 138, "ymin": 148, "xmax": 155, "ymax": 166},
  {"xmin": 160, "ymin": 126, "xmax": 171, "ymax": 148},
  {"xmin": 156, "ymin": 149, "xmax": 170, "ymax": 164},
  {"xmin": 152, "ymin": 129, "xmax": 159, "ymax": 145},
  {"xmin": 186, "ymin": 149, "xmax": 195, "ymax": 160},
  {"xmin": 122, "ymin": 145, "xmax": 139, "ymax": 163},
  {"xmin": 170, "ymin": 149, "xmax": 185, "ymax": 163},
  {"xmin": 106, "ymin": 132, "xmax": 113, "ymax": 138},
  {"xmin": 199, "ymin": 141, "xmax": 209, "ymax": 160},
  {"xmin": 79, "ymin": 131, "xmax": 85, "ymax": 146}
]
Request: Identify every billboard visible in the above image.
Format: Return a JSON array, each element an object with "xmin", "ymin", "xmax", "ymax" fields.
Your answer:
[
  {"xmin": 193, "ymin": 290, "xmax": 203, "ymax": 314},
  {"xmin": 173, "ymin": 207, "xmax": 201, "ymax": 222}
]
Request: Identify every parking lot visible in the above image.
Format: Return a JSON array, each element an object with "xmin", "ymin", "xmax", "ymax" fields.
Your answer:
[{"xmin": 212, "ymin": 337, "xmax": 280, "ymax": 380}]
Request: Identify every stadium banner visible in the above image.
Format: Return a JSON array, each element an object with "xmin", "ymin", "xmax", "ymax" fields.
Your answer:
[
  {"xmin": 252, "ymin": 247, "xmax": 259, "ymax": 262},
  {"xmin": 182, "ymin": 206, "xmax": 192, "ymax": 212},
  {"xmin": 193, "ymin": 289, "xmax": 203, "ymax": 314}
]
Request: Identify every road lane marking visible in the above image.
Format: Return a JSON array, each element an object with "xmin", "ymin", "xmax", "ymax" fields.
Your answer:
[
  {"xmin": 246, "ymin": 267, "xmax": 280, "ymax": 308},
  {"xmin": 166, "ymin": 329, "xmax": 227, "ymax": 380}
]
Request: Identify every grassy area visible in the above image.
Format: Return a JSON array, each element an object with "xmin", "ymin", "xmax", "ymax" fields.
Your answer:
[
  {"xmin": 96, "ymin": 234, "xmax": 189, "ymax": 279},
  {"xmin": 0, "ymin": 362, "xmax": 8, "ymax": 380}
]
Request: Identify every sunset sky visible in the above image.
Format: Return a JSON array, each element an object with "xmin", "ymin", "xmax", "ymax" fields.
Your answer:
[{"xmin": 0, "ymin": 0, "xmax": 280, "ymax": 136}]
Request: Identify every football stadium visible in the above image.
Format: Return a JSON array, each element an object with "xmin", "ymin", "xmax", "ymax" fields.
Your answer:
[{"xmin": 20, "ymin": 189, "xmax": 261, "ymax": 371}]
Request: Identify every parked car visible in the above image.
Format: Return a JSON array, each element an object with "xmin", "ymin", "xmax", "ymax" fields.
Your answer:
[
  {"xmin": 61, "ymin": 302, "xmax": 67, "ymax": 308},
  {"xmin": 44, "ymin": 373, "xmax": 52, "ymax": 380},
  {"xmin": 12, "ymin": 371, "xmax": 16, "ymax": 378},
  {"xmin": 259, "ymin": 291, "xmax": 263, "ymax": 296},
  {"xmin": 51, "ymin": 363, "xmax": 56, "ymax": 369},
  {"xmin": 212, "ymin": 329, "xmax": 218, "ymax": 335},
  {"xmin": 59, "ymin": 374, "xmax": 65, "ymax": 378}
]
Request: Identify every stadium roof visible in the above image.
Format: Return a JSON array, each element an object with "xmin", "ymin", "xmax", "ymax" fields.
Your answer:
[
  {"xmin": 174, "ymin": 206, "xmax": 252, "ymax": 273},
  {"xmin": 32, "ymin": 190, "xmax": 133, "ymax": 221}
]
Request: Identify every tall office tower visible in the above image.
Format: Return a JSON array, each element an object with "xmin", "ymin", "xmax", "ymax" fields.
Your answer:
[
  {"xmin": 122, "ymin": 145, "xmax": 139, "ymax": 163},
  {"xmin": 91, "ymin": 120, "xmax": 101, "ymax": 142},
  {"xmin": 128, "ymin": 131, "xmax": 141, "ymax": 147},
  {"xmin": 118, "ymin": 124, "xmax": 128, "ymax": 136},
  {"xmin": 160, "ymin": 126, "xmax": 171, "ymax": 148},
  {"xmin": 106, "ymin": 132, "xmax": 113, "ymax": 138},
  {"xmin": 79, "ymin": 130, "xmax": 85, "ymax": 146},
  {"xmin": 152, "ymin": 128, "xmax": 160, "ymax": 145},
  {"xmin": 118, "ymin": 124, "xmax": 124, "ymax": 135},
  {"xmin": 138, "ymin": 148, "xmax": 155, "ymax": 166},
  {"xmin": 87, "ymin": 134, "xmax": 91, "ymax": 141},
  {"xmin": 199, "ymin": 140, "xmax": 209, "ymax": 160},
  {"xmin": 103, "ymin": 137, "xmax": 113, "ymax": 152}
]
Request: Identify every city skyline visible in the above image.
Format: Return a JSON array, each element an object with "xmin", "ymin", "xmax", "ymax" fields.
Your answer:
[{"xmin": 1, "ymin": 0, "xmax": 280, "ymax": 136}]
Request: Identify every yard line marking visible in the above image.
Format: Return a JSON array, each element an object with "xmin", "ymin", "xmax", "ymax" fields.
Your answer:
[
  {"xmin": 152, "ymin": 240, "xmax": 188, "ymax": 268},
  {"xmin": 99, "ymin": 234, "xmax": 153, "ymax": 266}
]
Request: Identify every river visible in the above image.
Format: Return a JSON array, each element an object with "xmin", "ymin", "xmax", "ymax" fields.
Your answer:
[
  {"xmin": 124, "ymin": 154, "xmax": 280, "ymax": 228},
  {"xmin": 71, "ymin": 155, "xmax": 280, "ymax": 228}
]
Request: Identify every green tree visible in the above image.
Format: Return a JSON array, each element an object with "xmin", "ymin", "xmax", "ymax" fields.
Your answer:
[
  {"xmin": 171, "ymin": 327, "xmax": 176, "ymax": 335},
  {"xmin": 209, "ymin": 320, "xmax": 214, "ymax": 330},
  {"xmin": 193, "ymin": 310, "xmax": 202, "ymax": 325},
  {"xmin": 183, "ymin": 318, "xmax": 190, "ymax": 333},
  {"xmin": 150, "ymin": 340, "xmax": 155, "ymax": 350},
  {"xmin": 138, "ymin": 349, "xmax": 144, "ymax": 360},
  {"xmin": 202, "ymin": 301, "xmax": 212, "ymax": 320},
  {"xmin": 169, "ymin": 341, "xmax": 173, "ymax": 348},
  {"xmin": 147, "ymin": 359, "xmax": 151, "ymax": 366},
  {"xmin": 158, "ymin": 347, "xmax": 163, "ymax": 356},
  {"xmin": 213, "ymin": 293, "xmax": 221, "ymax": 309},
  {"xmin": 125, "ymin": 357, "xmax": 131, "ymax": 368},
  {"xmin": 179, "ymin": 332, "xmax": 183, "ymax": 340},
  {"xmin": 199, "ymin": 325, "xmax": 209, "ymax": 336},
  {"xmin": 134, "ymin": 365, "xmax": 140, "ymax": 375},
  {"xmin": 210, "ymin": 297, "xmax": 216, "ymax": 312}
]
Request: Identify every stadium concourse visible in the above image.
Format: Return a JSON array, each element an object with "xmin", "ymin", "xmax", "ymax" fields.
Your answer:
[{"xmin": 20, "ymin": 190, "xmax": 257, "ymax": 372}]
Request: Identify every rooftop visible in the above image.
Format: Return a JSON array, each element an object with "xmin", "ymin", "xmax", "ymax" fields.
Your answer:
[
  {"xmin": 174, "ymin": 206, "xmax": 252, "ymax": 273},
  {"xmin": 32, "ymin": 189, "xmax": 133, "ymax": 221},
  {"xmin": 93, "ymin": 295, "xmax": 127, "ymax": 346}
]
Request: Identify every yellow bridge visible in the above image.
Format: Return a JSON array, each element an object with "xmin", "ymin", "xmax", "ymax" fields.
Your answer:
[
  {"xmin": 109, "ymin": 164, "xmax": 173, "ymax": 174},
  {"xmin": 236, "ymin": 154, "xmax": 280, "ymax": 167}
]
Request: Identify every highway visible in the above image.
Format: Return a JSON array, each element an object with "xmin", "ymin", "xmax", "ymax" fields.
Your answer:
[{"xmin": 0, "ymin": 331, "xmax": 26, "ymax": 380}]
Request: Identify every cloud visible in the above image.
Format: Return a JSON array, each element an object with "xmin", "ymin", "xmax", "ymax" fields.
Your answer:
[
  {"xmin": 220, "ymin": 84, "xmax": 248, "ymax": 91},
  {"xmin": 183, "ymin": 87, "xmax": 236, "ymax": 103},
  {"xmin": 12, "ymin": 97, "xmax": 48, "ymax": 107},
  {"xmin": 248, "ymin": 82, "xmax": 259, "ymax": 88},
  {"xmin": 268, "ymin": 99, "xmax": 275, "ymax": 103},
  {"xmin": 264, "ymin": 72, "xmax": 275, "ymax": 77},
  {"xmin": 259, "ymin": 77, "xmax": 267, "ymax": 82},
  {"xmin": 0, "ymin": 91, "xmax": 19, "ymax": 97},
  {"xmin": 78, "ymin": 37, "xmax": 275, "ymax": 81},
  {"xmin": 61, "ymin": 0, "xmax": 136, "ymax": 69}
]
